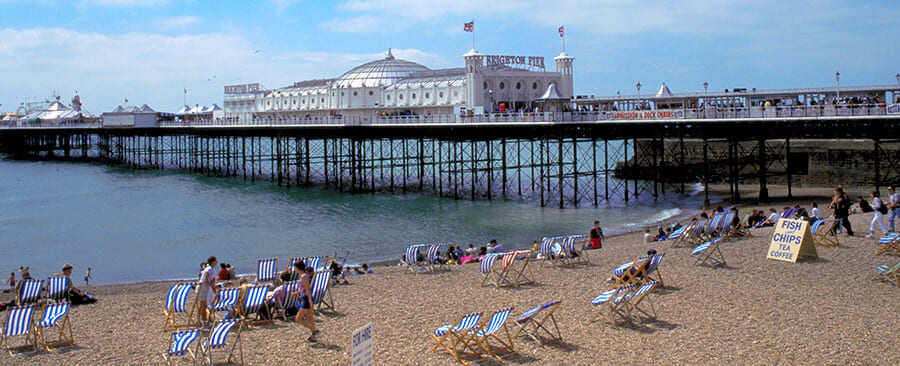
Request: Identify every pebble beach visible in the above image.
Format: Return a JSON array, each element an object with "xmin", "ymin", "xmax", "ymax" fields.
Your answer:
[{"xmin": 2, "ymin": 202, "xmax": 898, "ymax": 365}]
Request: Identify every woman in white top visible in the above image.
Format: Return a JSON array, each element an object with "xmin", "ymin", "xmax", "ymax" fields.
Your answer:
[
  {"xmin": 869, "ymin": 191, "xmax": 888, "ymax": 238},
  {"xmin": 810, "ymin": 202, "xmax": 822, "ymax": 220},
  {"xmin": 198, "ymin": 256, "xmax": 218, "ymax": 326}
]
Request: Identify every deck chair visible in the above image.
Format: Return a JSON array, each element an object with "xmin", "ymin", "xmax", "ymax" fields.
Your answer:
[
  {"xmin": 33, "ymin": 301, "xmax": 74, "ymax": 352},
  {"xmin": 562, "ymin": 235, "xmax": 589, "ymax": 265},
  {"xmin": 304, "ymin": 256, "xmax": 328, "ymax": 272},
  {"xmin": 538, "ymin": 236, "xmax": 565, "ymax": 267},
  {"xmin": 692, "ymin": 237, "xmax": 726, "ymax": 267},
  {"xmin": 876, "ymin": 233, "xmax": 900, "ymax": 256},
  {"xmin": 811, "ymin": 219, "xmax": 841, "ymax": 248},
  {"xmin": 15, "ymin": 278, "xmax": 43, "ymax": 306},
  {"xmin": 200, "ymin": 318, "xmax": 243, "ymax": 366},
  {"xmin": 513, "ymin": 300, "xmax": 561, "ymax": 345},
  {"xmin": 504, "ymin": 251, "xmax": 535, "ymax": 287},
  {"xmin": 310, "ymin": 270, "xmax": 335, "ymax": 313},
  {"xmin": 46, "ymin": 276, "xmax": 69, "ymax": 303},
  {"xmin": 466, "ymin": 307, "xmax": 516, "ymax": 362},
  {"xmin": 1, "ymin": 305, "xmax": 36, "ymax": 355},
  {"xmin": 236, "ymin": 285, "xmax": 271, "ymax": 326},
  {"xmin": 427, "ymin": 244, "xmax": 451, "ymax": 272},
  {"xmin": 162, "ymin": 283, "xmax": 199, "ymax": 331},
  {"xmin": 209, "ymin": 287, "xmax": 240, "ymax": 322},
  {"xmin": 480, "ymin": 254, "xmax": 508, "ymax": 288},
  {"xmin": 873, "ymin": 261, "xmax": 900, "ymax": 287},
  {"xmin": 163, "ymin": 328, "xmax": 200, "ymax": 366},
  {"xmin": 273, "ymin": 281, "xmax": 301, "ymax": 322},
  {"xmin": 721, "ymin": 211, "xmax": 737, "ymax": 234},
  {"xmin": 405, "ymin": 244, "xmax": 427, "ymax": 274},
  {"xmin": 644, "ymin": 254, "xmax": 665, "ymax": 287},
  {"xmin": 610, "ymin": 256, "xmax": 652, "ymax": 288},
  {"xmin": 431, "ymin": 312, "xmax": 483, "ymax": 364},
  {"xmin": 623, "ymin": 281, "xmax": 658, "ymax": 324},
  {"xmin": 707, "ymin": 213, "xmax": 725, "ymax": 237},
  {"xmin": 590, "ymin": 284, "xmax": 636, "ymax": 327},
  {"xmin": 686, "ymin": 219, "xmax": 708, "ymax": 245},
  {"xmin": 256, "ymin": 258, "xmax": 278, "ymax": 284},
  {"xmin": 667, "ymin": 224, "xmax": 688, "ymax": 241}
]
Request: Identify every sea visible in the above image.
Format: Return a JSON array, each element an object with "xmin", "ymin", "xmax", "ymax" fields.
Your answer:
[{"xmin": 0, "ymin": 158, "xmax": 710, "ymax": 285}]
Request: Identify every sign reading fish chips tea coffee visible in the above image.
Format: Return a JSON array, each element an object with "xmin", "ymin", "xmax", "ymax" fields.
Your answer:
[{"xmin": 767, "ymin": 218, "xmax": 818, "ymax": 262}]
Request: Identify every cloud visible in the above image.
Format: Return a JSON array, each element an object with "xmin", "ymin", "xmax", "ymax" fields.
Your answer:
[
  {"xmin": 271, "ymin": 0, "xmax": 299, "ymax": 13},
  {"xmin": 156, "ymin": 16, "xmax": 201, "ymax": 31}
]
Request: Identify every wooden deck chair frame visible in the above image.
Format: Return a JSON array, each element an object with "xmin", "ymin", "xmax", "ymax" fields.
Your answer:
[
  {"xmin": 46, "ymin": 276, "xmax": 69, "ymax": 303},
  {"xmin": 876, "ymin": 234, "xmax": 900, "ymax": 256},
  {"xmin": 811, "ymin": 219, "xmax": 841, "ymax": 248},
  {"xmin": 209, "ymin": 287, "xmax": 240, "ymax": 322},
  {"xmin": 273, "ymin": 280, "xmax": 302, "ymax": 322},
  {"xmin": 693, "ymin": 237, "xmax": 726, "ymax": 267},
  {"xmin": 669, "ymin": 221, "xmax": 698, "ymax": 248},
  {"xmin": 428, "ymin": 244, "xmax": 451, "ymax": 272},
  {"xmin": 479, "ymin": 254, "xmax": 508, "ymax": 288},
  {"xmin": 200, "ymin": 318, "xmax": 243, "ymax": 366},
  {"xmin": 464, "ymin": 307, "xmax": 516, "ymax": 362},
  {"xmin": 538, "ymin": 236, "xmax": 565, "ymax": 267},
  {"xmin": 513, "ymin": 300, "xmax": 561, "ymax": 345},
  {"xmin": 33, "ymin": 301, "xmax": 74, "ymax": 352},
  {"xmin": 311, "ymin": 270, "xmax": 336, "ymax": 314},
  {"xmin": 162, "ymin": 283, "xmax": 200, "ymax": 331},
  {"xmin": 236, "ymin": 285, "xmax": 272, "ymax": 327},
  {"xmin": 162, "ymin": 328, "xmax": 200, "ymax": 366},
  {"xmin": 873, "ymin": 261, "xmax": 900, "ymax": 287},
  {"xmin": 590, "ymin": 284, "xmax": 636, "ymax": 327},
  {"xmin": 405, "ymin": 244, "xmax": 428, "ymax": 274},
  {"xmin": 564, "ymin": 235, "xmax": 590, "ymax": 265},
  {"xmin": 1, "ymin": 304, "xmax": 36, "ymax": 356},
  {"xmin": 15, "ymin": 278, "xmax": 43, "ymax": 306},
  {"xmin": 685, "ymin": 219, "xmax": 708, "ymax": 246},
  {"xmin": 256, "ymin": 258, "xmax": 278, "ymax": 284},
  {"xmin": 623, "ymin": 281, "xmax": 658, "ymax": 324},
  {"xmin": 430, "ymin": 312, "xmax": 483, "ymax": 364},
  {"xmin": 610, "ymin": 256, "xmax": 652, "ymax": 288},
  {"xmin": 506, "ymin": 251, "xmax": 535, "ymax": 287}
]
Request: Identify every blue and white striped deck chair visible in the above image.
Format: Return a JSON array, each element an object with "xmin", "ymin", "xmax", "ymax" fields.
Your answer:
[
  {"xmin": 644, "ymin": 254, "xmax": 665, "ymax": 287},
  {"xmin": 237, "ymin": 285, "xmax": 271, "ymax": 326},
  {"xmin": 1, "ymin": 304, "xmax": 36, "ymax": 355},
  {"xmin": 209, "ymin": 287, "xmax": 240, "ymax": 322},
  {"xmin": 590, "ymin": 283, "xmax": 636, "ymax": 327},
  {"xmin": 430, "ymin": 311, "xmax": 483, "ymax": 364},
  {"xmin": 667, "ymin": 224, "xmax": 687, "ymax": 241},
  {"xmin": 692, "ymin": 237, "xmax": 726, "ymax": 267},
  {"xmin": 562, "ymin": 235, "xmax": 589, "ymax": 265},
  {"xmin": 873, "ymin": 261, "xmax": 900, "ymax": 287},
  {"xmin": 721, "ymin": 211, "xmax": 737, "ymax": 235},
  {"xmin": 427, "ymin": 244, "xmax": 450, "ymax": 272},
  {"xmin": 15, "ymin": 278, "xmax": 43, "ymax": 306},
  {"xmin": 46, "ymin": 276, "xmax": 69, "ymax": 303},
  {"xmin": 538, "ymin": 236, "xmax": 565, "ymax": 267},
  {"xmin": 200, "ymin": 318, "xmax": 243, "ymax": 366},
  {"xmin": 405, "ymin": 244, "xmax": 427, "ymax": 274},
  {"xmin": 34, "ymin": 301, "xmax": 74, "ymax": 351},
  {"xmin": 256, "ymin": 258, "xmax": 278, "ymax": 284},
  {"xmin": 876, "ymin": 233, "xmax": 900, "ymax": 256},
  {"xmin": 686, "ymin": 219, "xmax": 708, "ymax": 245},
  {"xmin": 610, "ymin": 256, "xmax": 651, "ymax": 287},
  {"xmin": 480, "ymin": 254, "xmax": 507, "ymax": 288},
  {"xmin": 273, "ymin": 280, "xmax": 301, "ymax": 321},
  {"xmin": 466, "ymin": 307, "xmax": 516, "ymax": 361},
  {"xmin": 163, "ymin": 328, "xmax": 200, "ymax": 366},
  {"xmin": 811, "ymin": 219, "xmax": 841, "ymax": 248},
  {"xmin": 304, "ymin": 255, "xmax": 328, "ymax": 272},
  {"xmin": 513, "ymin": 300, "xmax": 562, "ymax": 345},
  {"xmin": 162, "ymin": 283, "xmax": 199, "ymax": 331},
  {"xmin": 623, "ymin": 281, "xmax": 659, "ymax": 323},
  {"xmin": 310, "ymin": 270, "xmax": 335, "ymax": 313},
  {"xmin": 707, "ymin": 213, "xmax": 725, "ymax": 237}
]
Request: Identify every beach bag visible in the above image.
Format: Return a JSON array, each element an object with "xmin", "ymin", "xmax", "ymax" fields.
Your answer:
[{"xmin": 878, "ymin": 203, "xmax": 888, "ymax": 214}]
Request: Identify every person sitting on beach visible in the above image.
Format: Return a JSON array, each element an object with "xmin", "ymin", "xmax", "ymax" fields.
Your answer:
[
  {"xmin": 217, "ymin": 263, "xmax": 230, "ymax": 281},
  {"xmin": 330, "ymin": 260, "xmax": 348, "ymax": 284},
  {"xmin": 265, "ymin": 271, "xmax": 293, "ymax": 304},
  {"xmin": 759, "ymin": 208, "xmax": 779, "ymax": 227},
  {"xmin": 465, "ymin": 244, "xmax": 477, "ymax": 257},
  {"xmin": 616, "ymin": 249, "xmax": 658, "ymax": 284},
  {"xmin": 644, "ymin": 229, "xmax": 653, "ymax": 243},
  {"xmin": 810, "ymin": 202, "xmax": 822, "ymax": 220},
  {"xmin": 653, "ymin": 227, "xmax": 665, "ymax": 241},
  {"xmin": 355, "ymin": 263, "xmax": 374, "ymax": 275},
  {"xmin": 488, "ymin": 239, "xmax": 505, "ymax": 254},
  {"xmin": 59, "ymin": 264, "xmax": 93, "ymax": 305},
  {"xmin": 854, "ymin": 196, "xmax": 873, "ymax": 214}
]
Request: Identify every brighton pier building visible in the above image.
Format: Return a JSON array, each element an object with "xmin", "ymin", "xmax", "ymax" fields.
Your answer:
[{"xmin": 222, "ymin": 48, "xmax": 574, "ymax": 124}]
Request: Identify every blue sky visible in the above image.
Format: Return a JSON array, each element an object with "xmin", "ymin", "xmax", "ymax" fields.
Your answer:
[{"xmin": 1, "ymin": 0, "xmax": 899, "ymax": 113}]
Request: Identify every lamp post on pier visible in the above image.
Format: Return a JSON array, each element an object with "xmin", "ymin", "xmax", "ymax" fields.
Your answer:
[
  {"xmin": 703, "ymin": 81, "xmax": 708, "ymax": 93},
  {"xmin": 835, "ymin": 71, "xmax": 840, "ymax": 104},
  {"xmin": 895, "ymin": 73, "xmax": 899, "ymax": 85},
  {"xmin": 636, "ymin": 82, "xmax": 641, "ymax": 109}
]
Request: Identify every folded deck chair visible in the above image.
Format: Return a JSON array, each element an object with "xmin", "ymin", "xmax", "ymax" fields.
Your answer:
[
  {"xmin": 200, "ymin": 318, "xmax": 243, "ymax": 366},
  {"xmin": 590, "ymin": 284, "xmax": 636, "ymax": 327},
  {"xmin": 811, "ymin": 219, "xmax": 841, "ymax": 248},
  {"xmin": 405, "ymin": 244, "xmax": 428, "ymax": 274},
  {"xmin": 310, "ymin": 270, "xmax": 335, "ymax": 313},
  {"xmin": 273, "ymin": 280, "xmax": 301, "ymax": 322},
  {"xmin": 876, "ymin": 233, "xmax": 900, "ymax": 256},
  {"xmin": 33, "ymin": 301, "xmax": 74, "ymax": 352},
  {"xmin": 427, "ymin": 244, "xmax": 450, "ymax": 272},
  {"xmin": 873, "ymin": 261, "xmax": 900, "ymax": 287},
  {"xmin": 162, "ymin": 328, "xmax": 200, "ymax": 366},
  {"xmin": 610, "ymin": 256, "xmax": 652, "ymax": 288},
  {"xmin": 431, "ymin": 312, "xmax": 483, "ymax": 364},
  {"xmin": 15, "ymin": 279, "xmax": 43, "ymax": 306},
  {"xmin": 256, "ymin": 258, "xmax": 278, "ymax": 284},
  {"xmin": 466, "ymin": 307, "xmax": 516, "ymax": 362},
  {"xmin": 236, "ymin": 285, "xmax": 271, "ymax": 326},
  {"xmin": 623, "ymin": 281, "xmax": 658, "ymax": 323},
  {"xmin": 209, "ymin": 287, "xmax": 240, "ymax": 322},
  {"xmin": 1, "ymin": 304, "xmax": 36, "ymax": 356},
  {"xmin": 480, "ymin": 254, "xmax": 508, "ymax": 288},
  {"xmin": 692, "ymin": 237, "xmax": 726, "ymax": 267},
  {"xmin": 513, "ymin": 300, "xmax": 561, "ymax": 345},
  {"xmin": 46, "ymin": 276, "xmax": 69, "ymax": 303},
  {"xmin": 162, "ymin": 283, "xmax": 199, "ymax": 331}
]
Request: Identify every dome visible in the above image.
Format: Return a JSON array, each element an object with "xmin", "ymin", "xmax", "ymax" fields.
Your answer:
[{"xmin": 334, "ymin": 49, "xmax": 430, "ymax": 88}]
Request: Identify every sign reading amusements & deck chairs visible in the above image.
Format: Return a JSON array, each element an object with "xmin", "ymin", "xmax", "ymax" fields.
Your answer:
[{"xmin": 766, "ymin": 219, "xmax": 818, "ymax": 263}]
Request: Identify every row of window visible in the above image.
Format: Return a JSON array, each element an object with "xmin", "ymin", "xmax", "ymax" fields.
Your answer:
[{"xmin": 483, "ymin": 81, "xmax": 541, "ymax": 90}]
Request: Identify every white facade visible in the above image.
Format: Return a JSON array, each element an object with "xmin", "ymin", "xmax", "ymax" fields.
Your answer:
[{"xmin": 223, "ymin": 49, "xmax": 574, "ymax": 123}]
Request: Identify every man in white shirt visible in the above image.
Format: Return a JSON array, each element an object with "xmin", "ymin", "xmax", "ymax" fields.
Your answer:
[{"xmin": 888, "ymin": 186, "xmax": 900, "ymax": 232}]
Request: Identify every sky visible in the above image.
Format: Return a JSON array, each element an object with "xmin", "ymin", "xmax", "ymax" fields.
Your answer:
[{"xmin": 1, "ymin": 0, "xmax": 899, "ymax": 114}]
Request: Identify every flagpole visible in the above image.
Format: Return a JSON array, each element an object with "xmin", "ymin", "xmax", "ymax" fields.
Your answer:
[
  {"xmin": 472, "ymin": 20, "xmax": 476, "ymax": 50},
  {"xmin": 562, "ymin": 25, "xmax": 566, "ymax": 53}
]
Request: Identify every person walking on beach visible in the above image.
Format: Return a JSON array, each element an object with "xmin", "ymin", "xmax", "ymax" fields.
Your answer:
[
  {"xmin": 868, "ymin": 191, "xmax": 889, "ymax": 238},
  {"xmin": 84, "ymin": 267, "xmax": 92, "ymax": 286},
  {"xmin": 290, "ymin": 261, "xmax": 320, "ymax": 342},
  {"xmin": 589, "ymin": 221, "xmax": 604, "ymax": 249},
  {"xmin": 6, "ymin": 272, "xmax": 14, "ymax": 293},
  {"xmin": 198, "ymin": 256, "xmax": 218, "ymax": 327},
  {"xmin": 888, "ymin": 186, "xmax": 900, "ymax": 232},
  {"xmin": 830, "ymin": 186, "xmax": 854, "ymax": 236}
]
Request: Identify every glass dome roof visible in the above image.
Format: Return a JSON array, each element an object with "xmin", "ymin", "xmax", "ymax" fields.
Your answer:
[{"xmin": 334, "ymin": 49, "xmax": 431, "ymax": 88}]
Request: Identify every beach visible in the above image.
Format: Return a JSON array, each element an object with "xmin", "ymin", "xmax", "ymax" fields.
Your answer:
[{"xmin": 1, "ymin": 200, "xmax": 898, "ymax": 365}]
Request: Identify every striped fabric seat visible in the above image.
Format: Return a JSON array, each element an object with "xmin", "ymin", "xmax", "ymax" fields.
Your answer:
[
  {"xmin": 239, "ymin": 285, "xmax": 270, "ymax": 325},
  {"xmin": 164, "ymin": 328, "xmax": 200, "ymax": 365},
  {"xmin": 16, "ymin": 279, "xmax": 43, "ymax": 306},
  {"xmin": 590, "ymin": 283, "xmax": 636, "ymax": 326},
  {"xmin": 561, "ymin": 234, "xmax": 589, "ymax": 264},
  {"xmin": 163, "ymin": 283, "xmax": 198, "ymax": 331},
  {"xmin": 37, "ymin": 302, "xmax": 69, "ymax": 329},
  {"xmin": 539, "ymin": 236, "xmax": 564, "ymax": 266},
  {"xmin": 623, "ymin": 281, "xmax": 659, "ymax": 323},
  {"xmin": 811, "ymin": 219, "xmax": 841, "ymax": 248},
  {"xmin": 46, "ymin": 276, "xmax": 69, "ymax": 303},
  {"xmin": 310, "ymin": 270, "xmax": 335, "ymax": 313},
  {"xmin": 874, "ymin": 261, "xmax": 900, "ymax": 286},
  {"xmin": 200, "ymin": 319, "xmax": 243, "ymax": 366},
  {"xmin": 708, "ymin": 213, "xmax": 724, "ymax": 234},
  {"xmin": 427, "ymin": 244, "xmax": 450, "ymax": 271},
  {"xmin": 1, "ymin": 304, "xmax": 36, "ymax": 355},
  {"xmin": 514, "ymin": 300, "xmax": 562, "ymax": 344},
  {"xmin": 433, "ymin": 312, "xmax": 482, "ymax": 337},
  {"xmin": 210, "ymin": 288, "xmax": 240, "ymax": 321},
  {"xmin": 431, "ymin": 311, "xmax": 483, "ymax": 363},
  {"xmin": 256, "ymin": 258, "xmax": 278, "ymax": 283},
  {"xmin": 721, "ymin": 211, "xmax": 736, "ymax": 232},
  {"xmin": 274, "ymin": 281, "xmax": 302, "ymax": 321},
  {"xmin": 304, "ymin": 256, "xmax": 327, "ymax": 272},
  {"xmin": 405, "ymin": 244, "xmax": 427, "ymax": 274},
  {"xmin": 645, "ymin": 254, "xmax": 665, "ymax": 287},
  {"xmin": 876, "ymin": 233, "xmax": 900, "ymax": 256},
  {"xmin": 693, "ymin": 237, "xmax": 726, "ymax": 267},
  {"xmin": 469, "ymin": 307, "xmax": 516, "ymax": 360},
  {"xmin": 668, "ymin": 225, "xmax": 687, "ymax": 240}
]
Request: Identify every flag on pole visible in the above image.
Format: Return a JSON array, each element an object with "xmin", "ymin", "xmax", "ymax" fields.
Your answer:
[
  {"xmin": 184, "ymin": 88, "xmax": 187, "ymax": 94},
  {"xmin": 464, "ymin": 21, "xmax": 474, "ymax": 32},
  {"xmin": 559, "ymin": 25, "xmax": 564, "ymax": 37},
  {"xmin": 124, "ymin": 98, "xmax": 128, "ymax": 103}
]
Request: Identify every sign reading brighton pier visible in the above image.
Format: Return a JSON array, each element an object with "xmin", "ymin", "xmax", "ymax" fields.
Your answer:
[
  {"xmin": 485, "ymin": 55, "xmax": 545, "ymax": 70},
  {"xmin": 224, "ymin": 83, "xmax": 261, "ymax": 95}
]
